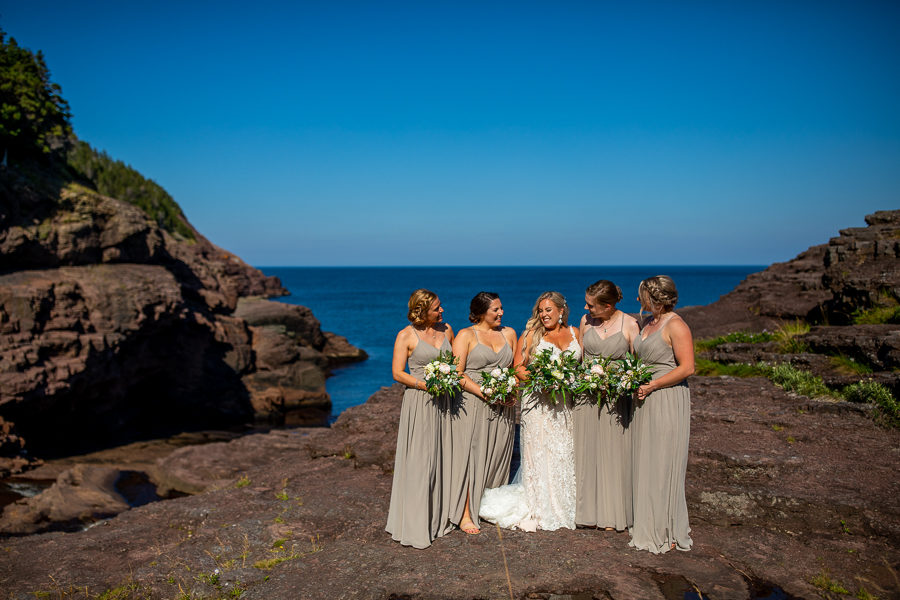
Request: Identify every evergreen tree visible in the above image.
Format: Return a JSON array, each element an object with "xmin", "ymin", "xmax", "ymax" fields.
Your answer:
[{"xmin": 0, "ymin": 29, "xmax": 73, "ymax": 161}]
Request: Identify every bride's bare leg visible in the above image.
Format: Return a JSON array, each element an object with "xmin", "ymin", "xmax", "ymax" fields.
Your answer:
[{"xmin": 460, "ymin": 493, "xmax": 480, "ymax": 534}]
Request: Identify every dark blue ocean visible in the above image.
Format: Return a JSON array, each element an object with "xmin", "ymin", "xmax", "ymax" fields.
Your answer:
[{"xmin": 260, "ymin": 266, "xmax": 763, "ymax": 420}]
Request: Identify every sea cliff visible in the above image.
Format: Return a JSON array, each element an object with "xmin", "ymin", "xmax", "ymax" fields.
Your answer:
[{"xmin": 0, "ymin": 211, "xmax": 897, "ymax": 599}]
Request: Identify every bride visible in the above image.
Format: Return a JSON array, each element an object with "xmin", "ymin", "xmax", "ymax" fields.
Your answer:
[{"xmin": 479, "ymin": 291, "xmax": 582, "ymax": 531}]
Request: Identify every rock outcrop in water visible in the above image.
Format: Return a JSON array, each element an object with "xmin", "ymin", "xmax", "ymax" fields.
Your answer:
[{"xmin": 0, "ymin": 167, "xmax": 365, "ymax": 475}]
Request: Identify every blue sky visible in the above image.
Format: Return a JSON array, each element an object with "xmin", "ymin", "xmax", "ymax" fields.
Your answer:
[{"xmin": 3, "ymin": 1, "xmax": 898, "ymax": 266}]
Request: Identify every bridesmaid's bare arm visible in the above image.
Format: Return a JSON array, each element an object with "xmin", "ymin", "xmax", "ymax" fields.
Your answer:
[
  {"xmin": 453, "ymin": 328, "xmax": 484, "ymax": 399},
  {"xmin": 513, "ymin": 330, "xmax": 531, "ymax": 382},
  {"xmin": 392, "ymin": 327, "xmax": 425, "ymax": 390},
  {"xmin": 622, "ymin": 314, "xmax": 640, "ymax": 354}
]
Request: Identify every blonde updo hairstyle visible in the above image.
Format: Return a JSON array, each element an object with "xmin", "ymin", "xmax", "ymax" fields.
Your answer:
[
  {"xmin": 523, "ymin": 291, "xmax": 569, "ymax": 364},
  {"xmin": 638, "ymin": 275, "xmax": 679, "ymax": 314},
  {"xmin": 586, "ymin": 279, "xmax": 623, "ymax": 307},
  {"xmin": 407, "ymin": 288, "xmax": 438, "ymax": 327}
]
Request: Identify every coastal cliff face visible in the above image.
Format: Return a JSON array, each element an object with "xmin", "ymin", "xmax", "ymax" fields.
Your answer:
[
  {"xmin": 682, "ymin": 209, "xmax": 900, "ymax": 338},
  {"xmin": 0, "ymin": 169, "xmax": 364, "ymax": 471}
]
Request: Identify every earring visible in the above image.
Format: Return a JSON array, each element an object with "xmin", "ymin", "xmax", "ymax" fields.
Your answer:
[{"xmin": 558, "ymin": 316, "xmax": 563, "ymax": 324}]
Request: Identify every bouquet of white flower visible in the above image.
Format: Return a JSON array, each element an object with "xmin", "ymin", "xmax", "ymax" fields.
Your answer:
[
  {"xmin": 479, "ymin": 366, "xmax": 518, "ymax": 405},
  {"xmin": 523, "ymin": 347, "xmax": 581, "ymax": 405},
  {"xmin": 423, "ymin": 351, "xmax": 463, "ymax": 396},
  {"xmin": 576, "ymin": 356, "xmax": 614, "ymax": 405},
  {"xmin": 608, "ymin": 352, "xmax": 653, "ymax": 400}
]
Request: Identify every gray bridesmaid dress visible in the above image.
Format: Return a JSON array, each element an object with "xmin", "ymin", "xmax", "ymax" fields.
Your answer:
[
  {"xmin": 574, "ymin": 319, "xmax": 632, "ymax": 530},
  {"xmin": 629, "ymin": 324, "xmax": 692, "ymax": 553},
  {"xmin": 448, "ymin": 330, "xmax": 515, "ymax": 528},
  {"xmin": 385, "ymin": 333, "xmax": 454, "ymax": 548}
]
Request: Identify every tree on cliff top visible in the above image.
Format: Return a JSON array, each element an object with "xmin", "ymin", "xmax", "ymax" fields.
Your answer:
[
  {"xmin": 0, "ymin": 29, "xmax": 72, "ymax": 162},
  {"xmin": 68, "ymin": 140, "xmax": 196, "ymax": 241},
  {"xmin": 0, "ymin": 29, "xmax": 195, "ymax": 241}
]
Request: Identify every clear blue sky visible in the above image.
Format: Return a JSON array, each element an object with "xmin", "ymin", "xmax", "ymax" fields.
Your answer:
[{"xmin": 3, "ymin": 1, "xmax": 898, "ymax": 266}]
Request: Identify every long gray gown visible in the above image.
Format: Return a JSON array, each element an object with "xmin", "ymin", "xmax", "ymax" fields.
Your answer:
[
  {"xmin": 448, "ymin": 330, "xmax": 515, "ymax": 528},
  {"xmin": 385, "ymin": 333, "xmax": 454, "ymax": 548},
  {"xmin": 629, "ymin": 324, "xmax": 692, "ymax": 553},
  {"xmin": 574, "ymin": 321, "xmax": 632, "ymax": 530}
]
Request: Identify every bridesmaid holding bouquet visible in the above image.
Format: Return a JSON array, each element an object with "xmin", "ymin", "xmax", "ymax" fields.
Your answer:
[
  {"xmin": 386, "ymin": 289, "xmax": 455, "ymax": 548},
  {"xmin": 574, "ymin": 280, "xmax": 639, "ymax": 531},
  {"xmin": 449, "ymin": 292, "xmax": 517, "ymax": 535}
]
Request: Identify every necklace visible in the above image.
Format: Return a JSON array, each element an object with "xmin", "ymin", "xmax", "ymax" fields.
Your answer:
[{"xmin": 596, "ymin": 311, "xmax": 617, "ymax": 334}]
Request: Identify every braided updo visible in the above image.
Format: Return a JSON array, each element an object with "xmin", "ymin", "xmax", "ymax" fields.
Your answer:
[{"xmin": 638, "ymin": 275, "xmax": 678, "ymax": 312}]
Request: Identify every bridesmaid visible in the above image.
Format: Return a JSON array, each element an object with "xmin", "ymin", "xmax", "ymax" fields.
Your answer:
[
  {"xmin": 449, "ymin": 292, "xmax": 517, "ymax": 535},
  {"xmin": 574, "ymin": 280, "xmax": 639, "ymax": 531},
  {"xmin": 386, "ymin": 289, "xmax": 455, "ymax": 548},
  {"xmin": 630, "ymin": 275, "xmax": 694, "ymax": 553}
]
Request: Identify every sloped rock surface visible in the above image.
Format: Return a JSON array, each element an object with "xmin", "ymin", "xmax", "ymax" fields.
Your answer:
[{"xmin": 0, "ymin": 381, "xmax": 897, "ymax": 599}]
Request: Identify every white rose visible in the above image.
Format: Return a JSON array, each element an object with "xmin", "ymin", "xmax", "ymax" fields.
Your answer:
[
  {"xmin": 483, "ymin": 387, "xmax": 494, "ymax": 396},
  {"xmin": 550, "ymin": 354, "xmax": 561, "ymax": 364},
  {"xmin": 551, "ymin": 369, "xmax": 564, "ymax": 380},
  {"xmin": 439, "ymin": 363, "xmax": 452, "ymax": 374},
  {"xmin": 507, "ymin": 376, "xmax": 517, "ymax": 386},
  {"xmin": 490, "ymin": 368, "xmax": 502, "ymax": 378},
  {"xmin": 590, "ymin": 364, "xmax": 605, "ymax": 375},
  {"xmin": 590, "ymin": 382, "xmax": 597, "ymax": 389}
]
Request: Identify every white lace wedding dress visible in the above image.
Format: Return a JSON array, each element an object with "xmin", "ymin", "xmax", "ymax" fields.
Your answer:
[{"xmin": 479, "ymin": 332, "xmax": 581, "ymax": 531}]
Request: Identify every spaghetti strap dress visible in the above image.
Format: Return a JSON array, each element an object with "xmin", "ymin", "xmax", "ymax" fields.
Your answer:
[
  {"xmin": 629, "ymin": 325, "xmax": 692, "ymax": 553},
  {"xmin": 448, "ymin": 330, "xmax": 515, "ymax": 528},
  {"xmin": 574, "ymin": 319, "xmax": 633, "ymax": 530},
  {"xmin": 385, "ymin": 333, "xmax": 454, "ymax": 548}
]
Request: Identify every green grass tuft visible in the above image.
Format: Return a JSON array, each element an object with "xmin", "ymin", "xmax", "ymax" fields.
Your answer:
[
  {"xmin": 773, "ymin": 320, "xmax": 810, "ymax": 353},
  {"xmin": 810, "ymin": 570, "xmax": 850, "ymax": 595},
  {"xmin": 767, "ymin": 363, "xmax": 833, "ymax": 398},
  {"xmin": 843, "ymin": 379, "xmax": 899, "ymax": 427},
  {"xmin": 694, "ymin": 359, "xmax": 769, "ymax": 377},
  {"xmin": 695, "ymin": 331, "xmax": 775, "ymax": 352},
  {"xmin": 829, "ymin": 354, "xmax": 874, "ymax": 375}
]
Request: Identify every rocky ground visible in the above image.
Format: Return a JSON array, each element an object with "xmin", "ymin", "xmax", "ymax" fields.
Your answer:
[{"xmin": 1, "ymin": 381, "xmax": 897, "ymax": 600}]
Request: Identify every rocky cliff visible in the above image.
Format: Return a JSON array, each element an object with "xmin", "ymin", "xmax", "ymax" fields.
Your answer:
[
  {"xmin": 682, "ymin": 209, "xmax": 900, "ymax": 338},
  {"xmin": 0, "ymin": 165, "xmax": 365, "ymax": 472}
]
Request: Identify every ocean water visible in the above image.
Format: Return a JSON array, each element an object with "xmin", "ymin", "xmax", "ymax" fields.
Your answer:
[{"xmin": 261, "ymin": 266, "xmax": 763, "ymax": 420}]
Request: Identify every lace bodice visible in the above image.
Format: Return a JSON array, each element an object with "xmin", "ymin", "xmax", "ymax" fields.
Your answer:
[{"xmin": 480, "ymin": 328, "xmax": 580, "ymax": 531}]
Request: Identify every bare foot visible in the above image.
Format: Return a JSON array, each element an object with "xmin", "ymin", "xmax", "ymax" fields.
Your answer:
[{"xmin": 460, "ymin": 519, "xmax": 480, "ymax": 535}]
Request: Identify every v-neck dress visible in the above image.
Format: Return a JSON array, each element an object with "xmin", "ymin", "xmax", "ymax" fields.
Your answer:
[
  {"xmin": 629, "ymin": 325, "xmax": 692, "ymax": 553},
  {"xmin": 386, "ymin": 334, "xmax": 454, "ymax": 548},
  {"xmin": 574, "ymin": 325, "xmax": 633, "ymax": 530},
  {"xmin": 448, "ymin": 331, "xmax": 515, "ymax": 528}
]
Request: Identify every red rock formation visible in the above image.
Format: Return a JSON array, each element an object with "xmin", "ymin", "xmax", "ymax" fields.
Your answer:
[{"xmin": 0, "ymin": 168, "xmax": 364, "ymax": 468}]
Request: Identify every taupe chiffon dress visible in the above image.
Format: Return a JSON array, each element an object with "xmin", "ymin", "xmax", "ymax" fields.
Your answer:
[
  {"xmin": 574, "ymin": 320, "xmax": 632, "ymax": 530},
  {"xmin": 448, "ymin": 330, "xmax": 515, "ymax": 528},
  {"xmin": 629, "ymin": 325, "xmax": 692, "ymax": 553},
  {"xmin": 385, "ymin": 333, "xmax": 454, "ymax": 548}
]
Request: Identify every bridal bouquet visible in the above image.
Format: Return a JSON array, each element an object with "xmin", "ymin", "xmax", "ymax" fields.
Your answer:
[
  {"xmin": 479, "ymin": 367, "xmax": 518, "ymax": 405},
  {"xmin": 523, "ymin": 348, "xmax": 581, "ymax": 405},
  {"xmin": 608, "ymin": 353, "xmax": 653, "ymax": 400},
  {"xmin": 423, "ymin": 351, "xmax": 463, "ymax": 396},
  {"xmin": 576, "ymin": 356, "xmax": 614, "ymax": 405}
]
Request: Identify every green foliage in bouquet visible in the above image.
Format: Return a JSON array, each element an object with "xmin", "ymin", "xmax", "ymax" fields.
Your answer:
[
  {"xmin": 608, "ymin": 353, "xmax": 653, "ymax": 400},
  {"xmin": 423, "ymin": 351, "xmax": 462, "ymax": 397},
  {"xmin": 523, "ymin": 347, "xmax": 581, "ymax": 405},
  {"xmin": 479, "ymin": 366, "xmax": 518, "ymax": 405},
  {"xmin": 576, "ymin": 356, "xmax": 613, "ymax": 405}
]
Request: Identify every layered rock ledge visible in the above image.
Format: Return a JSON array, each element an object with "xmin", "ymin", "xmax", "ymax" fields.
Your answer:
[{"xmin": 0, "ymin": 174, "xmax": 365, "ymax": 475}]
